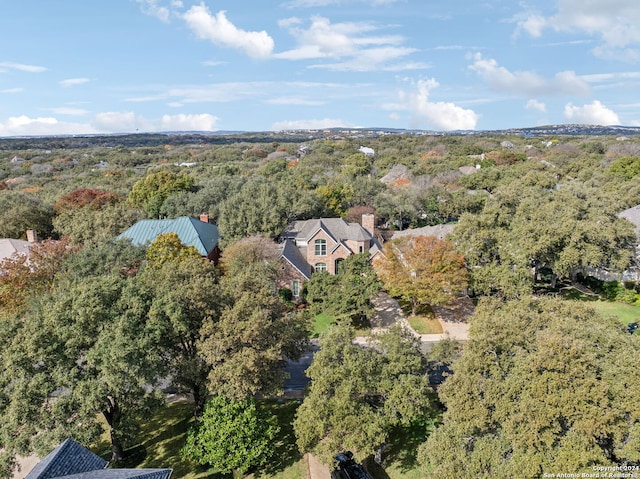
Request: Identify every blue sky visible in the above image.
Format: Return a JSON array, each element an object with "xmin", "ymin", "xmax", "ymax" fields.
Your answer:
[{"xmin": 2, "ymin": 0, "xmax": 640, "ymax": 136}]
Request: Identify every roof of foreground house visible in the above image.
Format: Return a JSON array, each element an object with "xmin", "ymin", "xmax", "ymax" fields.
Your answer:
[
  {"xmin": 117, "ymin": 216, "xmax": 218, "ymax": 256},
  {"xmin": 25, "ymin": 438, "xmax": 172, "ymax": 479}
]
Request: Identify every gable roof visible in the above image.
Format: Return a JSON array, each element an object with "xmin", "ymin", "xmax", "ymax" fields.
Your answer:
[
  {"xmin": 0, "ymin": 238, "xmax": 33, "ymax": 263},
  {"xmin": 25, "ymin": 438, "xmax": 107, "ymax": 479},
  {"xmin": 117, "ymin": 216, "xmax": 218, "ymax": 256},
  {"xmin": 288, "ymin": 218, "xmax": 373, "ymax": 244},
  {"xmin": 25, "ymin": 439, "xmax": 172, "ymax": 479},
  {"xmin": 279, "ymin": 239, "xmax": 312, "ymax": 280}
]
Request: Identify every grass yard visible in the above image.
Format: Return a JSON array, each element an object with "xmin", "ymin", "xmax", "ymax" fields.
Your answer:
[
  {"xmin": 560, "ymin": 287, "xmax": 640, "ymax": 327},
  {"xmin": 589, "ymin": 300, "xmax": 640, "ymax": 325},
  {"xmin": 407, "ymin": 315, "xmax": 443, "ymax": 334},
  {"xmin": 93, "ymin": 399, "xmax": 306, "ymax": 479},
  {"xmin": 312, "ymin": 312, "xmax": 336, "ymax": 337}
]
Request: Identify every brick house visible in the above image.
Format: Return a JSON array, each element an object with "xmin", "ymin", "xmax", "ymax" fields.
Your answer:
[{"xmin": 277, "ymin": 214, "xmax": 382, "ymax": 298}]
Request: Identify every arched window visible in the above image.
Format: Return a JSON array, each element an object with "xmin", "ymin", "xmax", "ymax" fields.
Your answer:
[
  {"xmin": 315, "ymin": 262, "xmax": 327, "ymax": 273},
  {"xmin": 314, "ymin": 239, "xmax": 327, "ymax": 256}
]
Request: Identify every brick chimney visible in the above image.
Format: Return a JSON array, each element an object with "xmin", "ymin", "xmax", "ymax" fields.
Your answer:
[
  {"xmin": 26, "ymin": 229, "xmax": 38, "ymax": 243},
  {"xmin": 361, "ymin": 213, "xmax": 375, "ymax": 235},
  {"xmin": 199, "ymin": 213, "xmax": 209, "ymax": 223}
]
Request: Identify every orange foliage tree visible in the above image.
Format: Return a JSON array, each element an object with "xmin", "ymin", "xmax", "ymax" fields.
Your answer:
[
  {"xmin": 0, "ymin": 237, "xmax": 78, "ymax": 315},
  {"xmin": 374, "ymin": 235, "xmax": 468, "ymax": 315}
]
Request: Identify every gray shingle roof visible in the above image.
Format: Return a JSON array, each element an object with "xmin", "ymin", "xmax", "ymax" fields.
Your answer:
[
  {"xmin": 117, "ymin": 216, "xmax": 219, "ymax": 256},
  {"xmin": 619, "ymin": 204, "xmax": 640, "ymax": 235},
  {"xmin": 290, "ymin": 218, "xmax": 373, "ymax": 243},
  {"xmin": 279, "ymin": 239, "xmax": 312, "ymax": 279},
  {"xmin": 25, "ymin": 439, "xmax": 107, "ymax": 479},
  {"xmin": 0, "ymin": 238, "xmax": 32, "ymax": 262},
  {"xmin": 25, "ymin": 439, "xmax": 172, "ymax": 479}
]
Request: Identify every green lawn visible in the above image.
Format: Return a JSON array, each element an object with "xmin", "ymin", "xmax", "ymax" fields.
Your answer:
[
  {"xmin": 589, "ymin": 300, "xmax": 640, "ymax": 325},
  {"xmin": 560, "ymin": 287, "xmax": 640, "ymax": 327},
  {"xmin": 93, "ymin": 399, "xmax": 305, "ymax": 479},
  {"xmin": 312, "ymin": 312, "xmax": 336, "ymax": 337},
  {"xmin": 407, "ymin": 315, "xmax": 443, "ymax": 334}
]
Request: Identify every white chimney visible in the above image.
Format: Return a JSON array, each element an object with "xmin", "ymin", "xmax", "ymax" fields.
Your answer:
[{"xmin": 26, "ymin": 229, "xmax": 38, "ymax": 243}]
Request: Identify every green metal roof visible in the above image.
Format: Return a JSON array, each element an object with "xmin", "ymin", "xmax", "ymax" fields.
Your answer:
[{"xmin": 117, "ymin": 216, "xmax": 218, "ymax": 256}]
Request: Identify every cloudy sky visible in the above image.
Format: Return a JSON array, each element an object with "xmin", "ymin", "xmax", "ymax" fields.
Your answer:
[{"xmin": 2, "ymin": 0, "xmax": 640, "ymax": 136}]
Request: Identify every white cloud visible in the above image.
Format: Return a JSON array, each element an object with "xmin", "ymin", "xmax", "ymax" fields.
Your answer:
[
  {"xmin": 48, "ymin": 107, "xmax": 89, "ymax": 115},
  {"xmin": 0, "ymin": 88, "xmax": 23, "ymax": 93},
  {"xmin": 265, "ymin": 96, "xmax": 325, "ymax": 106},
  {"xmin": 59, "ymin": 78, "xmax": 90, "ymax": 88},
  {"xmin": 0, "ymin": 62, "xmax": 47, "ymax": 73},
  {"xmin": 182, "ymin": 5, "xmax": 274, "ymax": 59},
  {"xmin": 284, "ymin": 0, "xmax": 401, "ymax": 6},
  {"xmin": 201, "ymin": 60, "xmax": 227, "ymax": 67},
  {"xmin": 159, "ymin": 113, "xmax": 218, "ymax": 131},
  {"xmin": 275, "ymin": 15, "xmax": 427, "ymax": 71},
  {"xmin": 0, "ymin": 115, "xmax": 99, "ymax": 137},
  {"xmin": 469, "ymin": 53, "xmax": 590, "ymax": 96},
  {"xmin": 564, "ymin": 100, "xmax": 620, "ymax": 125},
  {"xmin": 390, "ymin": 78, "xmax": 479, "ymax": 131},
  {"xmin": 271, "ymin": 118, "xmax": 351, "ymax": 130},
  {"xmin": 92, "ymin": 111, "xmax": 154, "ymax": 132},
  {"xmin": 0, "ymin": 111, "xmax": 219, "ymax": 136},
  {"xmin": 517, "ymin": 1, "xmax": 640, "ymax": 60},
  {"xmin": 526, "ymin": 99, "xmax": 546, "ymax": 112},
  {"xmin": 135, "ymin": 0, "xmax": 172, "ymax": 23}
]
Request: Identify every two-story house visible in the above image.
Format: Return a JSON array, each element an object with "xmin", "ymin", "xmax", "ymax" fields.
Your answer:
[{"xmin": 277, "ymin": 213, "xmax": 382, "ymax": 298}]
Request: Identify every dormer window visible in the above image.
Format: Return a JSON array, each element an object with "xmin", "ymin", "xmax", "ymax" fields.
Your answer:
[{"xmin": 314, "ymin": 239, "xmax": 327, "ymax": 256}]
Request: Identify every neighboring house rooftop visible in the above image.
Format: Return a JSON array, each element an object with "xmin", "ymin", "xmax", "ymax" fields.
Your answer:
[
  {"xmin": 0, "ymin": 238, "xmax": 33, "ymax": 263},
  {"xmin": 25, "ymin": 438, "xmax": 173, "ymax": 479},
  {"xmin": 117, "ymin": 216, "xmax": 219, "ymax": 257},
  {"xmin": 391, "ymin": 224, "xmax": 456, "ymax": 241},
  {"xmin": 619, "ymin": 204, "xmax": 640, "ymax": 236},
  {"xmin": 286, "ymin": 218, "xmax": 374, "ymax": 244}
]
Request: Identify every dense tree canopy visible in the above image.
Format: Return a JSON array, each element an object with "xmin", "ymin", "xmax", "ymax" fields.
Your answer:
[
  {"xmin": 375, "ymin": 235, "xmax": 468, "ymax": 315},
  {"xmin": 419, "ymin": 297, "xmax": 640, "ymax": 478},
  {"xmin": 181, "ymin": 396, "xmax": 279, "ymax": 476},
  {"xmin": 295, "ymin": 324, "xmax": 434, "ymax": 464},
  {"xmin": 128, "ymin": 170, "xmax": 194, "ymax": 218}
]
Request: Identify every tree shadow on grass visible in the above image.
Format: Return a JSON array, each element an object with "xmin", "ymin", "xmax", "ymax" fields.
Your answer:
[
  {"xmin": 254, "ymin": 400, "xmax": 303, "ymax": 477},
  {"xmin": 382, "ymin": 415, "xmax": 440, "ymax": 474}
]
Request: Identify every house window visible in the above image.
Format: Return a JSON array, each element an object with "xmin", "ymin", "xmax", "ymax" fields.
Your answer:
[
  {"xmin": 359, "ymin": 245, "xmax": 364, "ymax": 253},
  {"xmin": 314, "ymin": 239, "xmax": 327, "ymax": 256},
  {"xmin": 292, "ymin": 280, "xmax": 300, "ymax": 297},
  {"xmin": 335, "ymin": 258, "xmax": 344, "ymax": 274},
  {"xmin": 315, "ymin": 262, "xmax": 327, "ymax": 273}
]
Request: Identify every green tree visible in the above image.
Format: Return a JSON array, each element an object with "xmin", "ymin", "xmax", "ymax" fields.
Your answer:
[
  {"xmin": 181, "ymin": 396, "xmax": 279, "ymax": 477},
  {"xmin": 53, "ymin": 201, "xmax": 141, "ymax": 245},
  {"xmin": 0, "ymin": 191, "xmax": 54, "ymax": 239},
  {"xmin": 143, "ymin": 256, "xmax": 222, "ymax": 419},
  {"xmin": 419, "ymin": 297, "xmax": 640, "ymax": 478},
  {"xmin": 608, "ymin": 156, "xmax": 640, "ymax": 179},
  {"xmin": 294, "ymin": 323, "xmax": 434, "ymax": 464},
  {"xmin": 199, "ymin": 287, "xmax": 308, "ymax": 399},
  {"xmin": 145, "ymin": 232, "xmax": 201, "ymax": 267},
  {"xmin": 305, "ymin": 253, "xmax": 381, "ymax": 326},
  {"xmin": 375, "ymin": 235, "xmax": 468, "ymax": 315},
  {"xmin": 0, "ymin": 274, "xmax": 165, "ymax": 466},
  {"xmin": 128, "ymin": 170, "xmax": 194, "ymax": 218}
]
